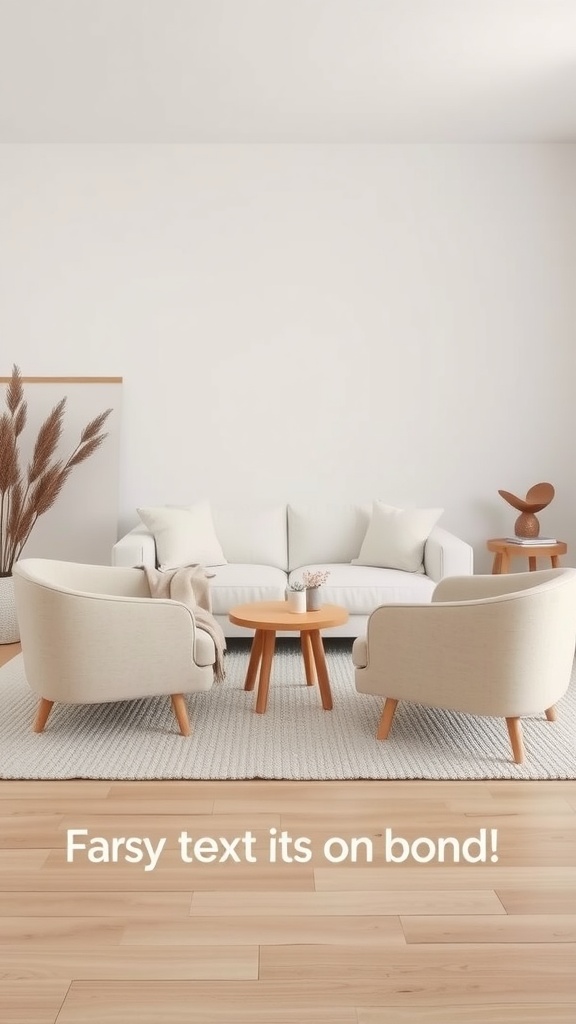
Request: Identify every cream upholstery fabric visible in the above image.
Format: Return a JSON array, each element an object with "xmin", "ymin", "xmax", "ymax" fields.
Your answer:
[
  {"xmin": 13, "ymin": 558, "xmax": 217, "ymax": 705},
  {"xmin": 207, "ymin": 563, "xmax": 288, "ymax": 614},
  {"xmin": 137, "ymin": 502, "xmax": 227, "ymax": 569},
  {"xmin": 288, "ymin": 564, "xmax": 435, "ymax": 614},
  {"xmin": 287, "ymin": 503, "xmax": 371, "ymax": 569},
  {"xmin": 353, "ymin": 503, "xmax": 443, "ymax": 572},
  {"xmin": 423, "ymin": 526, "xmax": 474, "ymax": 581},
  {"xmin": 212, "ymin": 505, "xmax": 288, "ymax": 570},
  {"xmin": 355, "ymin": 569, "xmax": 576, "ymax": 719}
]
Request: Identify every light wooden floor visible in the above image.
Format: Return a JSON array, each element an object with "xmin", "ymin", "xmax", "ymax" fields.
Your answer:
[{"xmin": 1, "ymin": 644, "xmax": 575, "ymax": 1022}]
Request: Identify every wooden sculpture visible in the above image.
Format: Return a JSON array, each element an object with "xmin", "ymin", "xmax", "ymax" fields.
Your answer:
[{"xmin": 498, "ymin": 482, "xmax": 555, "ymax": 538}]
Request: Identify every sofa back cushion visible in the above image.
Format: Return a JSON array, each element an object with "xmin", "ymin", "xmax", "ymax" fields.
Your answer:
[
  {"xmin": 137, "ymin": 502, "xmax": 228, "ymax": 569},
  {"xmin": 352, "ymin": 502, "xmax": 443, "ymax": 573},
  {"xmin": 212, "ymin": 505, "xmax": 288, "ymax": 570},
  {"xmin": 287, "ymin": 503, "xmax": 371, "ymax": 570}
]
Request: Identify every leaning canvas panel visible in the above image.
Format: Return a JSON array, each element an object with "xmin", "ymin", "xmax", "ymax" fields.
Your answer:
[{"xmin": 1, "ymin": 376, "xmax": 122, "ymax": 566}]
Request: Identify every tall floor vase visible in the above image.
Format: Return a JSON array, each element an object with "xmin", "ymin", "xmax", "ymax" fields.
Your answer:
[{"xmin": 0, "ymin": 575, "xmax": 19, "ymax": 644}]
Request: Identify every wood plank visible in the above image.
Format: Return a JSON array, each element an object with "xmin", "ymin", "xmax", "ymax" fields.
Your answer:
[
  {"xmin": 0, "ymin": 980, "xmax": 69, "ymax": 1023},
  {"xmin": 0, "ymin": 798, "xmax": 215, "ymax": 816},
  {"xmin": 0, "ymin": 945, "xmax": 258, "ymax": 981},
  {"xmin": 358, "ymin": 1006, "xmax": 576, "ymax": 1023},
  {"xmin": 258, "ymin": 944, "xmax": 576, "ymax": 994},
  {"xmin": 54, "ymin": 974, "xmax": 576, "ymax": 1016},
  {"xmin": 498, "ymin": 889, "xmax": 576, "ymax": 914},
  {"xmin": 190, "ymin": 890, "xmax": 505, "ymax": 916},
  {"xmin": 0, "ymin": 916, "xmax": 126, "ymax": 946},
  {"xmin": 402, "ymin": 914, "xmax": 576, "ymax": 943},
  {"xmin": 1, "ymin": 860, "xmax": 315, "ymax": 892},
  {"xmin": 0, "ymin": 891, "xmax": 192, "ymax": 917},
  {"xmin": 0, "ymin": 781, "xmax": 110, "ymax": 798},
  {"xmin": 0, "ymin": 815, "xmax": 65, "ymax": 847},
  {"xmin": 55, "ymin": 983, "xmax": 357, "ymax": 1023},
  {"xmin": 486, "ymin": 782, "xmax": 576, "ymax": 796},
  {"xmin": 0, "ymin": 849, "xmax": 50, "ymax": 870},
  {"xmin": 121, "ymin": 914, "xmax": 406, "ymax": 946},
  {"xmin": 106, "ymin": 781, "xmax": 497, "ymax": 801},
  {"xmin": 314, "ymin": 866, "xmax": 576, "ymax": 890},
  {"xmin": 445, "ymin": 798, "xmax": 576, "ymax": 815},
  {"xmin": 214, "ymin": 798, "xmax": 480, "ymax": 815}
]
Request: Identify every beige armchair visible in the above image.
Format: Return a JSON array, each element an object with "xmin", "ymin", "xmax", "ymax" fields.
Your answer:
[
  {"xmin": 13, "ymin": 558, "xmax": 217, "ymax": 736},
  {"xmin": 352, "ymin": 568, "xmax": 576, "ymax": 763}
]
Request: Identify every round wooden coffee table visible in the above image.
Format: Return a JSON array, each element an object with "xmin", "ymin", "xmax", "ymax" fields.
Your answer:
[{"xmin": 228, "ymin": 601, "xmax": 349, "ymax": 714}]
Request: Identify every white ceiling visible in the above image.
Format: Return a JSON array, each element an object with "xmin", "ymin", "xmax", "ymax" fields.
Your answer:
[{"xmin": 1, "ymin": 0, "xmax": 576, "ymax": 143}]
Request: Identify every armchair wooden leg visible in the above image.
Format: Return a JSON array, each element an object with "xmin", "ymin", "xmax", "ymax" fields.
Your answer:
[
  {"xmin": 377, "ymin": 698, "xmax": 398, "ymax": 740},
  {"xmin": 33, "ymin": 698, "xmax": 54, "ymax": 733},
  {"xmin": 171, "ymin": 694, "xmax": 191, "ymax": 737},
  {"xmin": 545, "ymin": 705, "xmax": 557, "ymax": 721},
  {"xmin": 505, "ymin": 716, "xmax": 525, "ymax": 764}
]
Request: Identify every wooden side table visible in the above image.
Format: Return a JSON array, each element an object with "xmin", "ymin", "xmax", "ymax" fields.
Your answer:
[
  {"xmin": 229, "ymin": 601, "xmax": 349, "ymax": 714},
  {"xmin": 487, "ymin": 538, "xmax": 567, "ymax": 574}
]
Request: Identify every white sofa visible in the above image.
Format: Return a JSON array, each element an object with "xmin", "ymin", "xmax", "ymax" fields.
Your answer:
[{"xmin": 112, "ymin": 503, "xmax": 473, "ymax": 638}]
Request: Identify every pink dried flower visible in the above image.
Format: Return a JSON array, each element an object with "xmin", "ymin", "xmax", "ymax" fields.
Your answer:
[{"xmin": 302, "ymin": 569, "xmax": 330, "ymax": 589}]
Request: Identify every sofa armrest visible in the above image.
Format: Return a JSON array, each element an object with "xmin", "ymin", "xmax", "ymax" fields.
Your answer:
[
  {"xmin": 112, "ymin": 525, "xmax": 156, "ymax": 568},
  {"xmin": 423, "ymin": 526, "xmax": 473, "ymax": 582}
]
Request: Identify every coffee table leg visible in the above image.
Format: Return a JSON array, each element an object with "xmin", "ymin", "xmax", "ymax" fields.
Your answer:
[
  {"xmin": 244, "ymin": 629, "xmax": 264, "ymax": 691},
  {"xmin": 309, "ymin": 630, "xmax": 333, "ymax": 711},
  {"xmin": 256, "ymin": 631, "xmax": 276, "ymax": 714},
  {"xmin": 529, "ymin": 556, "xmax": 537, "ymax": 571},
  {"xmin": 492, "ymin": 553, "xmax": 502, "ymax": 574},
  {"xmin": 300, "ymin": 631, "xmax": 317, "ymax": 686}
]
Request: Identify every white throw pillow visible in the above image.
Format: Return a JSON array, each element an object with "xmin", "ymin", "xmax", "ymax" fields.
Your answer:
[
  {"xmin": 353, "ymin": 503, "xmax": 443, "ymax": 573},
  {"xmin": 137, "ymin": 502, "xmax": 227, "ymax": 569}
]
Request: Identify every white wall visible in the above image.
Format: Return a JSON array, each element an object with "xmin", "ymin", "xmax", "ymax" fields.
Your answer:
[{"xmin": 1, "ymin": 144, "xmax": 574, "ymax": 571}]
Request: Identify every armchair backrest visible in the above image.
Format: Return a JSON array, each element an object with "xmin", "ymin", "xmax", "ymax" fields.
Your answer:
[{"xmin": 363, "ymin": 568, "xmax": 576, "ymax": 717}]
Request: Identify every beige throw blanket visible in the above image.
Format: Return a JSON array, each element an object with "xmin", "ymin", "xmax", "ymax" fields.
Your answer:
[{"xmin": 144, "ymin": 565, "xmax": 226, "ymax": 682}]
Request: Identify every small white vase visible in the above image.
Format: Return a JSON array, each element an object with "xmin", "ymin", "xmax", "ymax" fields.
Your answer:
[
  {"xmin": 0, "ymin": 575, "xmax": 20, "ymax": 644},
  {"xmin": 306, "ymin": 587, "xmax": 323, "ymax": 611},
  {"xmin": 287, "ymin": 590, "xmax": 307, "ymax": 613}
]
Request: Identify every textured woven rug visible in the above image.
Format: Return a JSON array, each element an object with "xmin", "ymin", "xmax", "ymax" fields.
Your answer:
[{"xmin": 1, "ymin": 641, "xmax": 575, "ymax": 780}]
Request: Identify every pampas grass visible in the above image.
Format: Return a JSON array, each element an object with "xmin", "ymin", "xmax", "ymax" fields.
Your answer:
[{"xmin": 0, "ymin": 365, "xmax": 112, "ymax": 575}]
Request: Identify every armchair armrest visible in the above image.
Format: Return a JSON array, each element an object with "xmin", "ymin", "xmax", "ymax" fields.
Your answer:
[
  {"xmin": 112, "ymin": 524, "xmax": 156, "ymax": 568},
  {"xmin": 432, "ymin": 571, "xmax": 552, "ymax": 603},
  {"xmin": 423, "ymin": 526, "xmax": 473, "ymax": 582},
  {"xmin": 357, "ymin": 602, "xmax": 507, "ymax": 715},
  {"xmin": 22, "ymin": 587, "xmax": 209, "ymax": 703},
  {"xmin": 357, "ymin": 595, "xmax": 570, "ymax": 717}
]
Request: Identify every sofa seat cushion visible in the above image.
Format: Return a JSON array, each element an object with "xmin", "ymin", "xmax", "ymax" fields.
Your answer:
[
  {"xmin": 207, "ymin": 564, "xmax": 288, "ymax": 615},
  {"xmin": 289, "ymin": 563, "xmax": 435, "ymax": 615}
]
